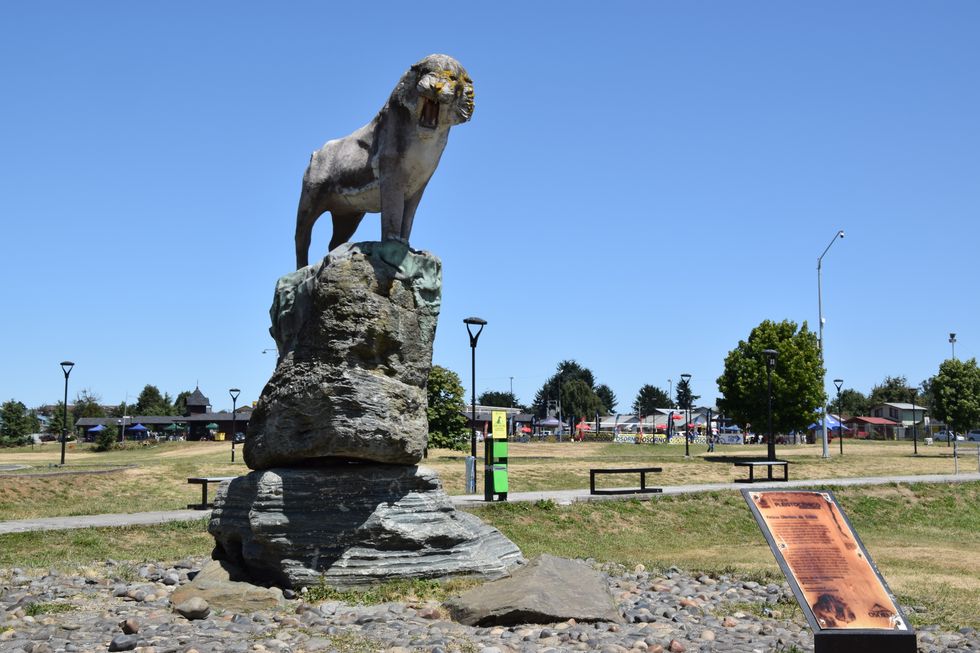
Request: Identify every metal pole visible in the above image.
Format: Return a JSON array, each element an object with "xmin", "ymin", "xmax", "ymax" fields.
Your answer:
[
  {"xmin": 464, "ymin": 318, "xmax": 486, "ymax": 494},
  {"xmin": 764, "ymin": 350, "xmax": 778, "ymax": 462},
  {"xmin": 910, "ymin": 389, "xmax": 918, "ymax": 455},
  {"xmin": 817, "ymin": 230, "xmax": 844, "ymax": 459},
  {"xmin": 230, "ymin": 388, "xmax": 240, "ymax": 462},
  {"xmin": 59, "ymin": 361, "xmax": 74, "ymax": 465}
]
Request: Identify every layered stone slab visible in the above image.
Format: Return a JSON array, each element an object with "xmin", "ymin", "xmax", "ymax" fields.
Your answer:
[{"xmin": 209, "ymin": 464, "xmax": 524, "ymax": 589}]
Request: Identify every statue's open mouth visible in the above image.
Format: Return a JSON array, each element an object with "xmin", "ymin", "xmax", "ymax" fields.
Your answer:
[{"xmin": 420, "ymin": 98, "xmax": 439, "ymax": 129}]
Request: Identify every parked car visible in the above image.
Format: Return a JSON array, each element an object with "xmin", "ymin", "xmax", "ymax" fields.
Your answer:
[
  {"xmin": 934, "ymin": 430, "xmax": 965, "ymax": 442},
  {"xmin": 966, "ymin": 430, "xmax": 980, "ymax": 442}
]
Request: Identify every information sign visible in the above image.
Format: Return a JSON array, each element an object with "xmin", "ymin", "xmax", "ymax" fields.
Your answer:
[{"xmin": 742, "ymin": 490, "xmax": 915, "ymax": 653}]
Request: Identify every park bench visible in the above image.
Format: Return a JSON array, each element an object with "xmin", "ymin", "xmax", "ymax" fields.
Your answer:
[
  {"xmin": 733, "ymin": 460, "xmax": 789, "ymax": 483},
  {"xmin": 187, "ymin": 476, "xmax": 237, "ymax": 509},
  {"xmin": 589, "ymin": 466, "xmax": 663, "ymax": 495}
]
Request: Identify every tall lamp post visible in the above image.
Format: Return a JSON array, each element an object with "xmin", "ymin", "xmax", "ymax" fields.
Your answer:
[
  {"xmin": 949, "ymin": 332, "xmax": 957, "ymax": 360},
  {"xmin": 464, "ymin": 317, "xmax": 486, "ymax": 494},
  {"xmin": 680, "ymin": 373, "xmax": 691, "ymax": 457},
  {"xmin": 763, "ymin": 349, "xmax": 778, "ymax": 462},
  {"xmin": 817, "ymin": 229, "xmax": 844, "ymax": 459},
  {"xmin": 59, "ymin": 361, "xmax": 74, "ymax": 465},
  {"xmin": 833, "ymin": 378, "xmax": 844, "ymax": 456},
  {"xmin": 229, "ymin": 388, "xmax": 240, "ymax": 462},
  {"xmin": 909, "ymin": 388, "xmax": 918, "ymax": 455}
]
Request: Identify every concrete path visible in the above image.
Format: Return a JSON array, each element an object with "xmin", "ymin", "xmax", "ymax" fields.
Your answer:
[{"xmin": 1, "ymin": 472, "xmax": 977, "ymax": 534}]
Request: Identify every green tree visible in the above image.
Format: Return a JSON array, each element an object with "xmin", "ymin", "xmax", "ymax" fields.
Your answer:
[
  {"xmin": 633, "ymin": 385, "xmax": 671, "ymax": 415},
  {"xmin": 560, "ymin": 379, "xmax": 604, "ymax": 421},
  {"xmin": 173, "ymin": 390, "xmax": 192, "ymax": 416},
  {"xmin": 0, "ymin": 400, "xmax": 31, "ymax": 446},
  {"xmin": 675, "ymin": 378, "xmax": 700, "ymax": 410},
  {"xmin": 917, "ymin": 377, "xmax": 936, "ymax": 417},
  {"xmin": 134, "ymin": 385, "xmax": 174, "ymax": 416},
  {"xmin": 531, "ymin": 360, "xmax": 602, "ymax": 417},
  {"xmin": 94, "ymin": 425, "xmax": 116, "ymax": 452},
  {"xmin": 426, "ymin": 365, "xmax": 468, "ymax": 450},
  {"xmin": 867, "ymin": 375, "xmax": 912, "ymax": 407},
  {"xmin": 46, "ymin": 401, "xmax": 76, "ymax": 439},
  {"xmin": 932, "ymin": 358, "xmax": 980, "ymax": 433},
  {"xmin": 836, "ymin": 388, "xmax": 869, "ymax": 417},
  {"xmin": 594, "ymin": 384, "xmax": 617, "ymax": 413},
  {"xmin": 716, "ymin": 319, "xmax": 825, "ymax": 433},
  {"xmin": 72, "ymin": 389, "xmax": 105, "ymax": 422},
  {"xmin": 478, "ymin": 390, "xmax": 518, "ymax": 408}
]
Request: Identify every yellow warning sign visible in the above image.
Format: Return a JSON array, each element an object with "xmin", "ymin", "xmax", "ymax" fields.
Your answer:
[{"xmin": 491, "ymin": 410, "xmax": 507, "ymax": 439}]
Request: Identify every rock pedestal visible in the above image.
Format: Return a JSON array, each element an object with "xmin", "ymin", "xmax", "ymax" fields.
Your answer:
[
  {"xmin": 210, "ymin": 241, "xmax": 523, "ymax": 589},
  {"xmin": 210, "ymin": 465, "xmax": 522, "ymax": 589}
]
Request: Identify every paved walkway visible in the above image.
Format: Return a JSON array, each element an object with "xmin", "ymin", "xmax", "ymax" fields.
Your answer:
[{"xmin": 1, "ymin": 472, "xmax": 977, "ymax": 534}]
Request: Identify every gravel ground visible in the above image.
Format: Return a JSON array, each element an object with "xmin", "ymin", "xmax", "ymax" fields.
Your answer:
[{"xmin": 0, "ymin": 557, "xmax": 975, "ymax": 652}]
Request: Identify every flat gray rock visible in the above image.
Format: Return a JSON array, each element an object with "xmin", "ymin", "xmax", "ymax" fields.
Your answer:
[
  {"xmin": 445, "ymin": 554, "xmax": 623, "ymax": 626},
  {"xmin": 169, "ymin": 560, "xmax": 285, "ymax": 613},
  {"xmin": 209, "ymin": 465, "xmax": 523, "ymax": 589},
  {"xmin": 245, "ymin": 241, "xmax": 441, "ymax": 469}
]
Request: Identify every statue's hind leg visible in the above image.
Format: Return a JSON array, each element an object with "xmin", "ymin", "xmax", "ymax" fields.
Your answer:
[{"xmin": 329, "ymin": 211, "xmax": 366, "ymax": 251}]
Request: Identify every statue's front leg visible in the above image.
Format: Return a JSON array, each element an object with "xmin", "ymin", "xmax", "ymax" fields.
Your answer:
[
  {"xmin": 379, "ymin": 160, "xmax": 408, "ymax": 243},
  {"xmin": 399, "ymin": 180, "xmax": 429, "ymax": 243}
]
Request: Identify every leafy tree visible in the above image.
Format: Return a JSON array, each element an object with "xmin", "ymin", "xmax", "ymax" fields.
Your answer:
[
  {"xmin": 835, "ymin": 388, "xmax": 869, "ymax": 417},
  {"xmin": 72, "ymin": 389, "xmax": 105, "ymax": 422},
  {"xmin": 46, "ymin": 401, "xmax": 76, "ymax": 439},
  {"xmin": 867, "ymin": 375, "xmax": 912, "ymax": 407},
  {"xmin": 0, "ymin": 400, "xmax": 31, "ymax": 446},
  {"xmin": 916, "ymin": 377, "xmax": 935, "ymax": 417},
  {"xmin": 531, "ymin": 360, "xmax": 602, "ymax": 417},
  {"xmin": 594, "ymin": 384, "xmax": 617, "ymax": 413},
  {"xmin": 478, "ymin": 390, "xmax": 518, "ymax": 408},
  {"xmin": 560, "ymin": 379, "xmax": 604, "ymax": 422},
  {"xmin": 134, "ymin": 385, "xmax": 174, "ymax": 416},
  {"xmin": 716, "ymin": 319, "xmax": 825, "ymax": 433},
  {"xmin": 426, "ymin": 365, "xmax": 468, "ymax": 450},
  {"xmin": 931, "ymin": 358, "xmax": 980, "ymax": 433},
  {"xmin": 675, "ymin": 378, "xmax": 700, "ymax": 410},
  {"xmin": 633, "ymin": 385, "xmax": 671, "ymax": 415},
  {"xmin": 94, "ymin": 425, "xmax": 116, "ymax": 452},
  {"xmin": 174, "ymin": 390, "xmax": 192, "ymax": 416}
]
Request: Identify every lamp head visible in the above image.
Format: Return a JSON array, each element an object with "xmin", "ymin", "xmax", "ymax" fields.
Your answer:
[
  {"xmin": 229, "ymin": 388, "xmax": 241, "ymax": 402},
  {"xmin": 680, "ymin": 373, "xmax": 691, "ymax": 383},
  {"xmin": 837, "ymin": 230, "xmax": 845, "ymax": 239},
  {"xmin": 949, "ymin": 332, "xmax": 956, "ymax": 342},
  {"xmin": 464, "ymin": 316, "xmax": 487, "ymax": 345},
  {"xmin": 60, "ymin": 361, "xmax": 74, "ymax": 376},
  {"xmin": 763, "ymin": 349, "xmax": 778, "ymax": 368},
  {"xmin": 833, "ymin": 378, "xmax": 844, "ymax": 392}
]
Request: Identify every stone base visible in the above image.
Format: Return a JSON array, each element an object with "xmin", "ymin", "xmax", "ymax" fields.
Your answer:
[{"xmin": 208, "ymin": 464, "xmax": 524, "ymax": 589}]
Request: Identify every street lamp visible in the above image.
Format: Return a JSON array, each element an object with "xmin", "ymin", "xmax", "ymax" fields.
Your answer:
[
  {"xmin": 763, "ymin": 349, "xmax": 778, "ymax": 462},
  {"xmin": 949, "ymin": 332, "xmax": 957, "ymax": 360},
  {"xmin": 59, "ymin": 361, "xmax": 74, "ymax": 465},
  {"xmin": 464, "ymin": 317, "xmax": 486, "ymax": 494},
  {"xmin": 680, "ymin": 373, "xmax": 691, "ymax": 457},
  {"xmin": 817, "ymin": 229, "xmax": 844, "ymax": 459},
  {"xmin": 833, "ymin": 378, "xmax": 844, "ymax": 456},
  {"xmin": 229, "ymin": 388, "xmax": 241, "ymax": 462},
  {"xmin": 909, "ymin": 388, "xmax": 918, "ymax": 455}
]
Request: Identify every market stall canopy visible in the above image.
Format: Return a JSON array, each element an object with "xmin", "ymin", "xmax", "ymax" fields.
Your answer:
[
  {"xmin": 86, "ymin": 424, "xmax": 106, "ymax": 432},
  {"xmin": 126, "ymin": 423, "xmax": 148, "ymax": 431},
  {"xmin": 206, "ymin": 423, "xmax": 219, "ymax": 429}
]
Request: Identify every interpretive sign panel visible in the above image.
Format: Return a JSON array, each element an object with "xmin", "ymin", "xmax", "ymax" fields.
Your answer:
[{"xmin": 742, "ymin": 490, "xmax": 916, "ymax": 653}]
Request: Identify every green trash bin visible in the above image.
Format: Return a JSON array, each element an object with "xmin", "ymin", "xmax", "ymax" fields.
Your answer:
[{"xmin": 491, "ymin": 464, "xmax": 509, "ymax": 493}]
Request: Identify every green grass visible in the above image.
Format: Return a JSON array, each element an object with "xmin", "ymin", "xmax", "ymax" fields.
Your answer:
[
  {"xmin": 24, "ymin": 602, "xmax": 75, "ymax": 616},
  {"xmin": 304, "ymin": 576, "xmax": 480, "ymax": 605}
]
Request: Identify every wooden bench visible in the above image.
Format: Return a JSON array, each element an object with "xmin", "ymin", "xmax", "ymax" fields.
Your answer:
[
  {"xmin": 733, "ymin": 460, "xmax": 789, "ymax": 483},
  {"xmin": 187, "ymin": 476, "xmax": 237, "ymax": 509},
  {"xmin": 590, "ymin": 467, "xmax": 663, "ymax": 495}
]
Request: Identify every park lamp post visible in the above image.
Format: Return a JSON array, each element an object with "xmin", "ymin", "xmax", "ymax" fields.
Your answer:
[
  {"xmin": 680, "ymin": 373, "xmax": 691, "ymax": 457},
  {"xmin": 59, "ymin": 361, "xmax": 74, "ymax": 465},
  {"xmin": 910, "ymin": 388, "xmax": 918, "ymax": 455},
  {"xmin": 949, "ymin": 332, "xmax": 957, "ymax": 360},
  {"xmin": 464, "ymin": 317, "xmax": 486, "ymax": 494},
  {"xmin": 229, "ymin": 388, "xmax": 240, "ymax": 462},
  {"xmin": 833, "ymin": 378, "xmax": 844, "ymax": 456},
  {"xmin": 817, "ymin": 229, "xmax": 844, "ymax": 460},
  {"xmin": 763, "ymin": 349, "xmax": 778, "ymax": 462}
]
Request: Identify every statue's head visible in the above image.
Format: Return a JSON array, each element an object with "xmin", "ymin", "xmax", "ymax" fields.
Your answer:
[{"xmin": 393, "ymin": 54, "xmax": 474, "ymax": 129}]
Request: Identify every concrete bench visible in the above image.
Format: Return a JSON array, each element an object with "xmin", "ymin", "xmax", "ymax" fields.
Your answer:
[
  {"xmin": 187, "ymin": 476, "xmax": 237, "ymax": 509},
  {"xmin": 590, "ymin": 467, "xmax": 663, "ymax": 495},
  {"xmin": 734, "ymin": 460, "xmax": 789, "ymax": 483}
]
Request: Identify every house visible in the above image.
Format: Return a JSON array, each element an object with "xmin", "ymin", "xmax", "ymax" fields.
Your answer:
[
  {"xmin": 843, "ymin": 416, "xmax": 900, "ymax": 440},
  {"xmin": 869, "ymin": 402, "xmax": 928, "ymax": 428}
]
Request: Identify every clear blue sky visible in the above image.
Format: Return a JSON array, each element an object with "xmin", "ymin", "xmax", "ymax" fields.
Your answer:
[{"xmin": 2, "ymin": 2, "xmax": 978, "ymax": 412}]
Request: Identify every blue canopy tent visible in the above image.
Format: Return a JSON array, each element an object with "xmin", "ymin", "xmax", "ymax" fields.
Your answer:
[
  {"xmin": 86, "ymin": 424, "xmax": 106, "ymax": 432},
  {"xmin": 808, "ymin": 415, "xmax": 849, "ymax": 431},
  {"xmin": 126, "ymin": 422, "xmax": 149, "ymax": 440}
]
